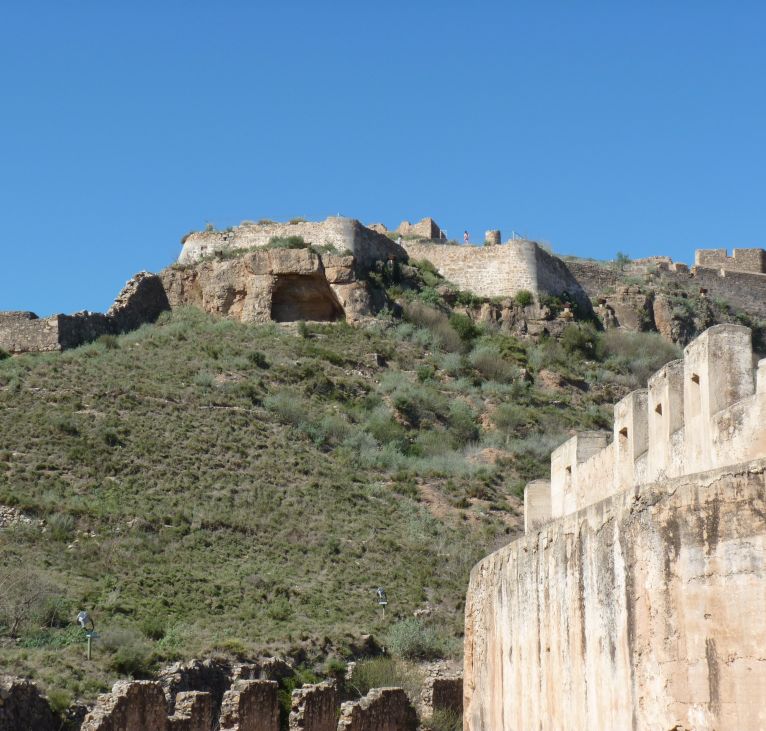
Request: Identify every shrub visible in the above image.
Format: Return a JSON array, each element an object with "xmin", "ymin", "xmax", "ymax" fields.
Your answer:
[
  {"xmin": 289, "ymin": 217, "xmax": 307, "ymax": 224},
  {"xmin": 469, "ymin": 347, "xmax": 517, "ymax": 383},
  {"xmin": 47, "ymin": 512, "xmax": 76, "ymax": 542},
  {"xmin": 561, "ymin": 323, "xmax": 601, "ymax": 359},
  {"xmin": 264, "ymin": 392, "xmax": 306, "ymax": 427},
  {"xmin": 384, "ymin": 618, "xmax": 448, "ymax": 660},
  {"xmin": 101, "ymin": 627, "xmax": 154, "ymax": 677},
  {"xmin": 449, "ymin": 313, "xmax": 480, "ymax": 342},
  {"xmin": 411, "ymin": 258, "xmax": 439, "ymax": 276},
  {"xmin": 97, "ymin": 334, "xmax": 119, "ymax": 350},
  {"xmin": 0, "ymin": 348, "xmax": 10, "ymax": 360},
  {"xmin": 350, "ymin": 657, "xmax": 423, "ymax": 700},
  {"xmin": 247, "ymin": 350, "xmax": 269, "ymax": 368},
  {"xmin": 297, "ymin": 321, "xmax": 310, "ymax": 339},
  {"xmin": 601, "ymin": 330, "xmax": 680, "ymax": 385},
  {"xmin": 492, "ymin": 403, "xmax": 528, "ymax": 433},
  {"xmin": 266, "ymin": 235, "xmax": 308, "ymax": 250},
  {"xmin": 448, "ymin": 401, "xmax": 479, "ymax": 446},
  {"xmin": 514, "ymin": 289, "xmax": 534, "ymax": 307},
  {"xmin": 426, "ymin": 709, "xmax": 462, "ymax": 731}
]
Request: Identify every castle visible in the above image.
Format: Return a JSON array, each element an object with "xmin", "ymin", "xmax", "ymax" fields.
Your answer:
[
  {"xmin": 464, "ymin": 323, "xmax": 766, "ymax": 730},
  {"xmin": 1, "ymin": 215, "xmax": 764, "ymax": 355}
]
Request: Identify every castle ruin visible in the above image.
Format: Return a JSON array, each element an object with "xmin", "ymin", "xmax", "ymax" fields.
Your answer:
[{"xmin": 464, "ymin": 323, "xmax": 766, "ymax": 730}]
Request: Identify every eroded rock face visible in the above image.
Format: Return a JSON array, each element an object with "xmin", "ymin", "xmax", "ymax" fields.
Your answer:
[
  {"xmin": 0, "ymin": 676, "xmax": 56, "ymax": 731},
  {"xmin": 464, "ymin": 461, "xmax": 766, "ymax": 731},
  {"xmin": 160, "ymin": 249, "xmax": 374, "ymax": 324}
]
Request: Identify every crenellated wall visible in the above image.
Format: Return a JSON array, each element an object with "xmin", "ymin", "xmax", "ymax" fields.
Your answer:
[
  {"xmin": 540, "ymin": 324, "xmax": 766, "ymax": 525},
  {"xmin": 467, "ymin": 323, "xmax": 766, "ymax": 731}
]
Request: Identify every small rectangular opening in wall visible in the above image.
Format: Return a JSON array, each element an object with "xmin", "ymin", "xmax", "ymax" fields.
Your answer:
[
  {"xmin": 655, "ymin": 403, "xmax": 663, "ymax": 415},
  {"xmin": 691, "ymin": 373, "xmax": 700, "ymax": 385},
  {"xmin": 565, "ymin": 466, "xmax": 572, "ymax": 475},
  {"xmin": 619, "ymin": 427, "xmax": 628, "ymax": 439}
]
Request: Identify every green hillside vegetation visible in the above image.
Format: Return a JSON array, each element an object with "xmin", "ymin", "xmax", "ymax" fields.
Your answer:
[{"xmin": 0, "ymin": 299, "xmax": 680, "ymax": 704}]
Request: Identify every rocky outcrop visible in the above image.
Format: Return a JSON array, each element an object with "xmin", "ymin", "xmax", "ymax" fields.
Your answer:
[
  {"xmin": 0, "ymin": 676, "xmax": 56, "ymax": 731},
  {"xmin": 598, "ymin": 284, "xmax": 654, "ymax": 331},
  {"xmin": 161, "ymin": 249, "xmax": 376, "ymax": 324},
  {"xmin": 337, "ymin": 688, "xmax": 418, "ymax": 731}
]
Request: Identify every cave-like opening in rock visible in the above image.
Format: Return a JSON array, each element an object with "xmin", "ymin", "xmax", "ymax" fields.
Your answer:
[{"xmin": 270, "ymin": 275, "xmax": 345, "ymax": 322}]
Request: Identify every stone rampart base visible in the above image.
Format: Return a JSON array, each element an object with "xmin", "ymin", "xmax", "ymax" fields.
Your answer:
[{"xmin": 464, "ymin": 459, "xmax": 766, "ymax": 731}]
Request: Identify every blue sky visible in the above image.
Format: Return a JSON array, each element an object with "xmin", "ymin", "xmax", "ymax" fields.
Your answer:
[{"xmin": 1, "ymin": 1, "xmax": 764, "ymax": 314}]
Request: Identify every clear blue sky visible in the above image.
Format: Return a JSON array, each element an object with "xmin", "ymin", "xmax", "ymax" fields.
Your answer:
[{"xmin": 1, "ymin": 1, "xmax": 765, "ymax": 314}]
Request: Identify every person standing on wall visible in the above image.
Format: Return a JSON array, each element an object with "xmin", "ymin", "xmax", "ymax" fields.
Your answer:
[{"xmin": 463, "ymin": 230, "xmax": 470, "ymax": 244}]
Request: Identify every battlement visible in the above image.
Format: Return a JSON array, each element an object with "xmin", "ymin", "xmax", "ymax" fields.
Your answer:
[
  {"xmin": 178, "ymin": 216, "xmax": 405, "ymax": 269},
  {"xmin": 695, "ymin": 246, "xmax": 766, "ymax": 274},
  {"xmin": 527, "ymin": 323, "xmax": 766, "ymax": 530}
]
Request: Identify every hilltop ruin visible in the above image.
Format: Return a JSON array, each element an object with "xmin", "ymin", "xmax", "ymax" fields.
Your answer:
[{"xmin": 464, "ymin": 323, "xmax": 766, "ymax": 730}]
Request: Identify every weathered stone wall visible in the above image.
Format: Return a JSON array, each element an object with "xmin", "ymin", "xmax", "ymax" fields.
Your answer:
[
  {"xmin": 0, "ymin": 675, "xmax": 56, "ymax": 731},
  {"xmin": 401, "ymin": 240, "xmax": 589, "ymax": 308},
  {"xmin": 429, "ymin": 678, "xmax": 462, "ymax": 717},
  {"xmin": 81, "ymin": 680, "xmax": 168, "ymax": 731},
  {"xmin": 337, "ymin": 688, "xmax": 417, "ymax": 731},
  {"xmin": 178, "ymin": 218, "xmax": 406, "ymax": 269},
  {"xmin": 218, "ymin": 680, "xmax": 279, "ymax": 731},
  {"xmin": 396, "ymin": 218, "xmax": 444, "ymax": 240},
  {"xmin": 289, "ymin": 681, "xmax": 338, "ymax": 731},
  {"xmin": 167, "ymin": 691, "xmax": 213, "ymax": 731},
  {"xmin": 695, "ymin": 247, "xmax": 766, "ymax": 274},
  {"xmin": 0, "ymin": 272, "xmax": 168, "ymax": 354},
  {"xmin": 464, "ymin": 459, "xmax": 766, "ymax": 731}
]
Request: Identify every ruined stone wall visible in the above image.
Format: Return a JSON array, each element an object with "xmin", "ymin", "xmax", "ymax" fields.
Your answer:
[
  {"xmin": 219, "ymin": 680, "xmax": 279, "ymax": 731},
  {"xmin": 178, "ymin": 218, "xmax": 405, "ymax": 269},
  {"xmin": 564, "ymin": 259, "xmax": 766, "ymax": 320},
  {"xmin": 0, "ymin": 675, "xmax": 56, "ymax": 731},
  {"xmin": 395, "ymin": 218, "xmax": 444, "ymax": 240},
  {"xmin": 401, "ymin": 240, "xmax": 589, "ymax": 308},
  {"xmin": 695, "ymin": 247, "xmax": 766, "ymax": 274},
  {"xmin": 464, "ymin": 459, "xmax": 766, "ymax": 731},
  {"xmin": 81, "ymin": 681, "xmax": 169, "ymax": 731},
  {"xmin": 288, "ymin": 681, "xmax": 338, "ymax": 731},
  {"xmin": 337, "ymin": 688, "xmax": 417, "ymax": 731}
]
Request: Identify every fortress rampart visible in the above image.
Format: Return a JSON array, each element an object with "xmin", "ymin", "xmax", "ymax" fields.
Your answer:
[
  {"xmin": 695, "ymin": 247, "xmax": 766, "ymax": 274},
  {"xmin": 464, "ymin": 323, "xmax": 766, "ymax": 731},
  {"xmin": 402, "ymin": 239, "xmax": 590, "ymax": 308},
  {"xmin": 178, "ymin": 217, "xmax": 405, "ymax": 269}
]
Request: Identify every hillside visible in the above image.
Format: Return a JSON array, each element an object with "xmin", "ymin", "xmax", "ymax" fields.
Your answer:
[{"xmin": 0, "ymin": 289, "xmax": 684, "ymax": 705}]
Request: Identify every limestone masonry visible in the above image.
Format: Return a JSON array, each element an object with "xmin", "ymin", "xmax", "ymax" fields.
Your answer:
[
  {"xmin": 3, "ymin": 215, "xmax": 764, "ymax": 353},
  {"xmin": 464, "ymin": 323, "xmax": 766, "ymax": 730}
]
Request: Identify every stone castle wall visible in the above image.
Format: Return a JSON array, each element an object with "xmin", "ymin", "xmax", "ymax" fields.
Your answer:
[
  {"xmin": 464, "ymin": 324, "xmax": 766, "ymax": 731},
  {"xmin": 465, "ymin": 460, "xmax": 766, "ymax": 731},
  {"xmin": 695, "ymin": 247, "xmax": 766, "ymax": 274},
  {"xmin": 178, "ymin": 218, "xmax": 405, "ymax": 269},
  {"xmin": 401, "ymin": 240, "xmax": 590, "ymax": 308}
]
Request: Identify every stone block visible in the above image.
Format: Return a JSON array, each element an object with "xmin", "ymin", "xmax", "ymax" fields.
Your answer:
[
  {"xmin": 337, "ymin": 688, "xmax": 417, "ymax": 731},
  {"xmin": 167, "ymin": 691, "xmax": 213, "ymax": 731}
]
